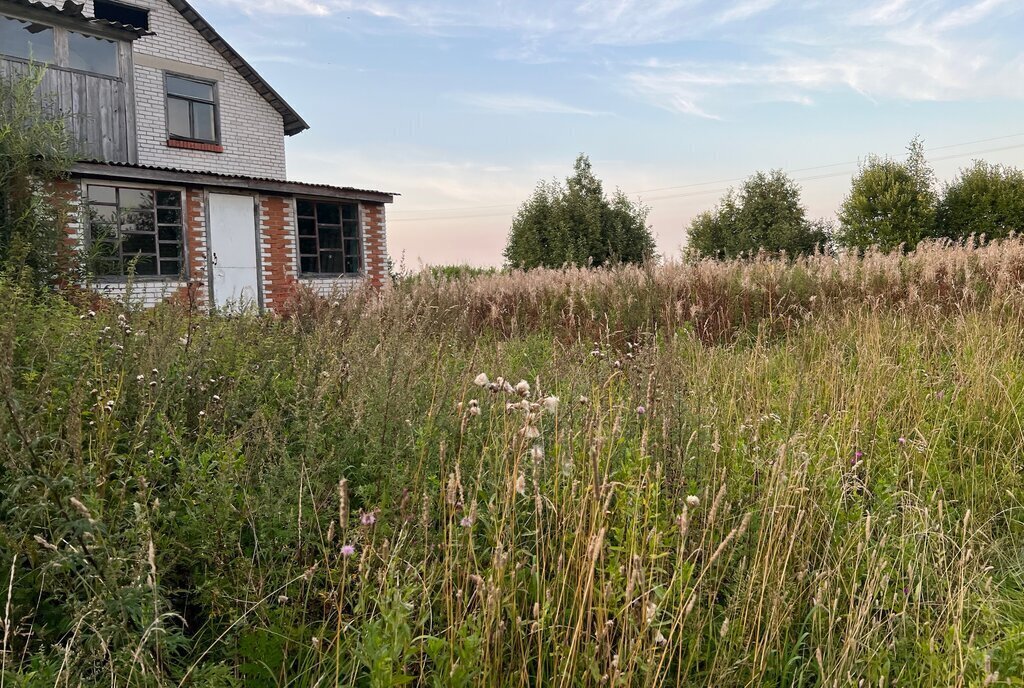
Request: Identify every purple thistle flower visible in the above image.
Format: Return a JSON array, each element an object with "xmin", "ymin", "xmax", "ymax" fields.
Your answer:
[
  {"xmin": 898, "ymin": 437, "xmax": 907, "ymax": 445},
  {"xmin": 340, "ymin": 544, "xmax": 355, "ymax": 557},
  {"xmin": 360, "ymin": 510, "xmax": 377, "ymax": 526},
  {"xmin": 636, "ymin": 405, "xmax": 646, "ymax": 416},
  {"xmin": 460, "ymin": 515, "xmax": 473, "ymax": 528}
]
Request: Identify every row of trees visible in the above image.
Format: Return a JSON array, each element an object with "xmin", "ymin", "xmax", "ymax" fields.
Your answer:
[
  {"xmin": 505, "ymin": 142, "xmax": 1024, "ymax": 268},
  {"xmin": 689, "ymin": 137, "xmax": 1024, "ymax": 258}
]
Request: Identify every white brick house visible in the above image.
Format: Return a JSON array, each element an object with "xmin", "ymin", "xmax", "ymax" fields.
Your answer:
[{"xmin": 0, "ymin": 0, "xmax": 394, "ymax": 310}]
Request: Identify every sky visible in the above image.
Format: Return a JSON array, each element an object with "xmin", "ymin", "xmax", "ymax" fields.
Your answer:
[{"xmin": 196, "ymin": 0, "xmax": 1024, "ymax": 267}]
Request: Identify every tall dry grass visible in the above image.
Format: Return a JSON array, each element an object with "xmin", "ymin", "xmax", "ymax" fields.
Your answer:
[{"xmin": 1, "ymin": 239, "xmax": 1023, "ymax": 686}]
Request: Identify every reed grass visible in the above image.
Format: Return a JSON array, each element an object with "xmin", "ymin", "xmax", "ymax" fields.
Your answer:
[{"xmin": 1, "ymin": 238, "xmax": 1023, "ymax": 686}]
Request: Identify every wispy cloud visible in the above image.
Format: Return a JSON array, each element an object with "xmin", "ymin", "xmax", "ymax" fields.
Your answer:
[{"xmin": 453, "ymin": 92, "xmax": 610, "ymax": 116}]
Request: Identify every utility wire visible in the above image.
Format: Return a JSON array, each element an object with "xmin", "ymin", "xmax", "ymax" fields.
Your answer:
[{"xmin": 388, "ymin": 134, "xmax": 1024, "ymax": 223}]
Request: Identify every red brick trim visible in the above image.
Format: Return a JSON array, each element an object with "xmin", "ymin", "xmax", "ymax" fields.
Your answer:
[{"xmin": 166, "ymin": 139, "xmax": 224, "ymax": 153}]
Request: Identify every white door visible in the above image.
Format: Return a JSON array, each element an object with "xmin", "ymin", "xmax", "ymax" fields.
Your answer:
[{"xmin": 208, "ymin": 193, "xmax": 259, "ymax": 311}]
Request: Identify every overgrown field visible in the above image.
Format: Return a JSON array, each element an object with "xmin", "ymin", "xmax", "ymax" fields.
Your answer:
[{"xmin": 2, "ymin": 241, "xmax": 1024, "ymax": 686}]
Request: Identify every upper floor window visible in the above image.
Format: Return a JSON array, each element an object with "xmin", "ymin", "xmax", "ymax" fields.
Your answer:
[
  {"xmin": 86, "ymin": 185, "xmax": 184, "ymax": 278},
  {"xmin": 0, "ymin": 15, "xmax": 55, "ymax": 63},
  {"xmin": 93, "ymin": 0, "xmax": 149, "ymax": 30},
  {"xmin": 297, "ymin": 200, "xmax": 362, "ymax": 275},
  {"xmin": 166, "ymin": 74, "xmax": 219, "ymax": 143},
  {"xmin": 68, "ymin": 31, "xmax": 119, "ymax": 77}
]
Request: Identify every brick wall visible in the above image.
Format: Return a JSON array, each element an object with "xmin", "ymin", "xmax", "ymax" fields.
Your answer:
[
  {"xmin": 258, "ymin": 195, "xmax": 298, "ymax": 311},
  {"xmin": 361, "ymin": 202, "xmax": 389, "ymax": 288}
]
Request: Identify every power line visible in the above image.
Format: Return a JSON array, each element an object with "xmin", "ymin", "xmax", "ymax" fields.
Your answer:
[{"xmin": 387, "ymin": 135, "xmax": 1024, "ymax": 224}]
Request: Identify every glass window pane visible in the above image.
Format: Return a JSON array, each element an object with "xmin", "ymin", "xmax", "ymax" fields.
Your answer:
[
  {"xmin": 123, "ymin": 211, "xmax": 155, "ymax": 234},
  {"xmin": 316, "ymin": 203, "xmax": 340, "ymax": 225},
  {"xmin": 0, "ymin": 16, "xmax": 54, "ymax": 63},
  {"xmin": 296, "ymin": 200, "xmax": 315, "ymax": 217},
  {"xmin": 94, "ymin": 239, "xmax": 118, "ymax": 258},
  {"xmin": 95, "ymin": 258, "xmax": 120, "ymax": 276},
  {"xmin": 160, "ymin": 260, "xmax": 180, "ymax": 276},
  {"xmin": 321, "ymin": 251, "xmax": 343, "ymax": 273},
  {"xmin": 298, "ymin": 217, "xmax": 316, "ymax": 236},
  {"xmin": 342, "ymin": 222, "xmax": 359, "ymax": 240},
  {"xmin": 167, "ymin": 97, "xmax": 191, "ymax": 138},
  {"xmin": 158, "ymin": 225, "xmax": 181, "ymax": 241},
  {"xmin": 122, "ymin": 233, "xmax": 156, "ymax": 255},
  {"xmin": 157, "ymin": 208, "xmax": 180, "ymax": 225},
  {"xmin": 156, "ymin": 191, "xmax": 180, "ymax": 207},
  {"xmin": 132, "ymin": 255, "xmax": 157, "ymax": 275},
  {"xmin": 68, "ymin": 31, "xmax": 118, "ymax": 76},
  {"xmin": 87, "ymin": 185, "xmax": 117, "ymax": 204},
  {"xmin": 118, "ymin": 188, "xmax": 153, "ymax": 211},
  {"xmin": 166, "ymin": 75, "xmax": 213, "ymax": 100},
  {"xmin": 158, "ymin": 242, "xmax": 180, "ymax": 258},
  {"xmin": 298, "ymin": 238, "xmax": 317, "ymax": 255},
  {"xmin": 344, "ymin": 254, "xmax": 360, "ymax": 274},
  {"xmin": 318, "ymin": 226, "xmax": 341, "ymax": 249},
  {"xmin": 300, "ymin": 256, "xmax": 318, "ymax": 274},
  {"xmin": 191, "ymin": 101, "xmax": 215, "ymax": 141},
  {"xmin": 344, "ymin": 238, "xmax": 360, "ymax": 258},
  {"xmin": 341, "ymin": 203, "xmax": 359, "ymax": 221}
]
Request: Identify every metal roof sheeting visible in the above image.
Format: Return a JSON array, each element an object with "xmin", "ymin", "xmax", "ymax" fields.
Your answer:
[
  {"xmin": 72, "ymin": 159, "xmax": 397, "ymax": 203},
  {"xmin": 1, "ymin": 0, "xmax": 153, "ymax": 36}
]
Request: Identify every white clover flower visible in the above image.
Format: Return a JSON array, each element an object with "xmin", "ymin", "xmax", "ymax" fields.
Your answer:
[
  {"xmin": 686, "ymin": 495, "xmax": 700, "ymax": 508},
  {"xmin": 542, "ymin": 396, "xmax": 559, "ymax": 414},
  {"xmin": 473, "ymin": 373, "xmax": 489, "ymax": 387}
]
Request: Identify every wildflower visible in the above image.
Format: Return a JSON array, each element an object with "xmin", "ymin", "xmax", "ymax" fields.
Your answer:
[
  {"xmin": 311, "ymin": 636, "xmax": 321, "ymax": 649},
  {"xmin": 340, "ymin": 544, "xmax": 355, "ymax": 557},
  {"xmin": 151, "ymin": 368, "xmax": 158, "ymax": 376},
  {"xmin": 149, "ymin": 381, "xmax": 157, "ymax": 388},
  {"xmin": 198, "ymin": 410, "xmax": 206, "ymax": 417},
  {"xmin": 515, "ymin": 474, "xmax": 526, "ymax": 495},
  {"xmin": 654, "ymin": 631, "xmax": 667, "ymax": 645},
  {"xmin": 515, "ymin": 380, "xmax": 530, "ymax": 397},
  {"xmin": 523, "ymin": 425, "xmax": 540, "ymax": 439},
  {"xmin": 147, "ymin": 450, "xmax": 155, "ymax": 457},
  {"xmin": 473, "ymin": 373, "xmax": 489, "ymax": 387},
  {"xmin": 579, "ymin": 395, "xmax": 589, "ymax": 404},
  {"xmin": 460, "ymin": 515, "xmax": 474, "ymax": 527},
  {"xmin": 212, "ymin": 394, "xmax": 221, "ymax": 402},
  {"xmin": 277, "ymin": 594, "xmax": 289, "ymax": 604},
  {"xmin": 136, "ymin": 374, "xmax": 145, "ymax": 382},
  {"xmin": 360, "ymin": 510, "xmax": 377, "ymax": 526},
  {"xmin": 530, "ymin": 444, "xmax": 545, "ymax": 462},
  {"xmin": 469, "ymin": 405, "xmax": 481, "ymax": 417},
  {"xmin": 898, "ymin": 436, "xmax": 907, "ymax": 445},
  {"xmin": 88, "ymin": 310, "xmax": 96, "ymax": 318},
  {"xmin": 686, "ymin": 495, "xmax": 700, "ymax": 508},
  {"xmin": 636, "ymin": 405, "xmax": 646, "ymax": 415},
  {"xmin": 541, "ymin": 396, "xmax": 559, "ymax": 414},
  {"xmin": 855, "ymin": 450, "xmax": 863, "ymax": 459}
]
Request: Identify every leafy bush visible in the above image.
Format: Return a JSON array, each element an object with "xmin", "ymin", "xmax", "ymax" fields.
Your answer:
[
  {"xmin": 687, "ymin": 169, "xmax": 831, "ymax": 258},
  {"xmin": 0, "ymin": 67, "xmax": 73, "ymax": 286},
  {"xmin": 836, "ymin": 137, "xmax": 938, "ymax": 252},
  {"xmin": 936, "ymin": 160, "xmax": 1024, "ymax": 242},
  {"xmin": 504, "ymin": 154, "xmax": 656, "ymax": 269}
]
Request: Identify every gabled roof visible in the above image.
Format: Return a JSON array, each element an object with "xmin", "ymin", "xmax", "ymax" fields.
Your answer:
[
  {"xmin": 164, "ymin": 0, "xmax": 309, "ymax": 136},
  {"xmin": 2, "ymin": 0, "xmax": 152, "ymax": 37}
]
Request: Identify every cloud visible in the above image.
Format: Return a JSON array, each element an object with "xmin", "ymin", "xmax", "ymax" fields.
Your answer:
[
  {"xmin": 714, "ymin": 0, "xmax": 779, "ymax": 25},
  {"xmin": 453, "ymin": 93, "xmax": 610, "ymax": 116}
]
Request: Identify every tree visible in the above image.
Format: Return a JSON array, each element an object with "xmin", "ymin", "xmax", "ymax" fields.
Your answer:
[
  {"xmin": 686, "ymin": 170, "xmax": 829, "ymax": 258},
  {"xmin": 836, "ymin": 137, "xmax": 937, "ymax": 252},
  {"xmin": 935, "ymin": 161, "xmax": 1024, "ymax": 242},
  {"xmin": 0, "ymin": 66, "xmax": 72, "ymax": 286},
  {"xmin": 504, "ymin": 155, "xmax": 656, "ymax": 269}
]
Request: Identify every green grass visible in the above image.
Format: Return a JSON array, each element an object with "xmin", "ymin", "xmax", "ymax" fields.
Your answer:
[{"xmin": 2, "ymin": 242, "xmax": 1024, "ymax": 686}]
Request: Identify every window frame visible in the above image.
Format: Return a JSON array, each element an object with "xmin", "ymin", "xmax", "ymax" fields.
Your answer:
[
  {"xmin": 0, "ymin": 12, "xmax": 127, "ymax": 79},
  {"xmin": 164, "ymin": 72, "xmax": 221, "ymax": 144},
  {"xmin": 83, "ymin": 181, "xmax": 187, "ymax": 281},
  {"xmin": 295, "ymin": 199, "xmax": 364, "ymax": 277}
]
